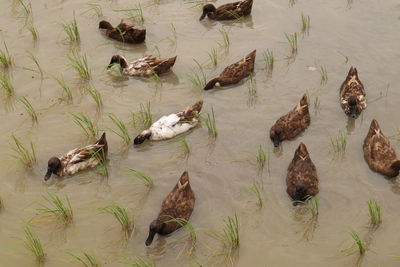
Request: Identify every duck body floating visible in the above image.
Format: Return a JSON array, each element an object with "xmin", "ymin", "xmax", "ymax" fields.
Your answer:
[
  {"xmin": 199, "ymin": 0, "xmax": 253, "ymax": 21},
  {"xmin": 339, "ymin": 66, "xmax": 366, "ymax": 118},
  {"xmin": 99, "ymin": 20, "xmax": 146, "ymax": 44}
]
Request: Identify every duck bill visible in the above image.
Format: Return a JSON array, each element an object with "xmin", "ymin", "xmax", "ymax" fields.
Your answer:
[
  {"xmin": 145, "ymin": 231, "xmax": 156, "ymax": 246},
  {"xmin": 44, "ymin": 169, "xmax": 52, "ymax": 181},
  {"xmin": 350, "ymin": 110, "xmax": 358, "ymax": 119},
  {"xmin": 199, "ymin": 12, "xmax": 207, "ymax": 21},
  {"xmin": 273, "ymin": 137, "xmax": 280, "ymax": 147}
]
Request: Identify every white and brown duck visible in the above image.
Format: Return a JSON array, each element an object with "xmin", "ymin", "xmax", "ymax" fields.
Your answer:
[{"xmin": 339, "ymin": 66, "xmax": 366, "ymax": 118}]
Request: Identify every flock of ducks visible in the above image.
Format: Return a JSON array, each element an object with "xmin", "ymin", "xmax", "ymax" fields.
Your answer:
[{"xmin": 42, "ymin": 0, "xmax": 400, "ymax": 246}]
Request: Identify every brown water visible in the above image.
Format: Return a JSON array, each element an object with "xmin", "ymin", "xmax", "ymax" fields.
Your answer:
[{"xmin": 1, "ymin": 0, "xmax": 400, "ymax": 266}]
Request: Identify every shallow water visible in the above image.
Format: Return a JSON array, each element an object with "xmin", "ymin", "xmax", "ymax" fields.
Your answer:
[{"xmin": 1, "ymin": 0, "xmax": 400, "ymax": 266}]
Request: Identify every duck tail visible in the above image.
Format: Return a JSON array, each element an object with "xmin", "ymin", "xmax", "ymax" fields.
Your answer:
[
  {"xmin": 390, "ymin": 160, "xmax": 400, "ymax": 172},
  {"xmin": 294, "ymin": 142, "xmax": 309, "ymax": 160},
  {"xmin": 164, "ymin": 56, "xmax": 177, "ymax": 68},
  {"xmin": 246, "ymin": 49, "xmax": 257, "ymax": 64},
  {"xmin": 348, "ymin": 66, "xmax": 358, "ymax": 77},
  {"xmin": 96, "ymin": 132, "xmax": 108, "ymax": 158},
  {"xmin": 177, "ymin": 171, "xmax": 190, "ymax": 189},
  {"xmin": 300, "ymin": 93, "xmax": 308, "ymax": 106},
  {"xmin": 204, "ymin": 78, "xmax": 219, "ymax": 90}
]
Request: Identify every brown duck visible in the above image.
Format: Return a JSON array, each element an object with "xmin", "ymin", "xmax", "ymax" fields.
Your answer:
[
  {"xmin": 99, "ymin": 20, "xmax": 146, "ymax": 44},
  {"xmin": 270, "ymin": 93, "xmax": 310, "ymax": 147},
  {"xmin": 204, "ymin": 50, "xmax": 256, "ymax": 90},
  {"xmin": 145, "ymin": 171, "xmax": 195, "ymax": 246},
  {"xmin": 199, "ymin": 0, "xmax": 253, "ymax": 21},
  {"xmin": 339, "ymin": 66, "xmax": 367, "ymax": 118},
  {"xmin": 286, "ymin": 143, "xmax": 319, "ymax": 204},
  {"xmin": 363, "ymin": 119, "xmax": 400, "ymax": 177}
]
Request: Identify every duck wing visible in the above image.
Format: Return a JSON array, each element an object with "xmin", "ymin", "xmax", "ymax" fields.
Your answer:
[{"xmin": 216, "ymin": 0, "xmax": 253, "ymax": 18}]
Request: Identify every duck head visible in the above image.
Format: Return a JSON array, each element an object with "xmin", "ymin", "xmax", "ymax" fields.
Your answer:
[
  {"xmin": 107, "ymin": 55, "xmax": 128, "ymax": 69},
  {"xmin": 145, "ymin": 220, "xmax": 164, "ymax": 246},
  {"xmin": 44, "ymin": 157, "xmax": 61, "ymax": 181},
  {"xmin": 390, "ymin": 161, "xmax": 400, "ymax": 177},
  {"xmin": 292, "ymin": 180, "xmax": 308, "ymax": 205},
  {"xmin": 134, "ymin": 130, "xmax": 151, "ymax": 145},
  {"xmin": 348, "ymin": 96, "xmax": 360, "ymax": 119},
  {"xmin": 199, "ymin": 4, "xmax": 216, "ymax": 20},
  {"xmin": 270, "ymin": 125, "xmax": 282, "ymax": 147},
  {"xmin": 99, "ymin": 20, "xmax": 113, "ymax": 30}
]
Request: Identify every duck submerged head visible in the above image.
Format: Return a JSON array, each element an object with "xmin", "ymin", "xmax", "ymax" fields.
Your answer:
[{"xmin": 44, "ymin": 157, "xmax": 61, "ymax": 181}]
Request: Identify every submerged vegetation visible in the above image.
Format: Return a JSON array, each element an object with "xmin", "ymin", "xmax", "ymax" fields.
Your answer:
[{"xmin": 11, "ymin": 135, "xmax": 36, "ymax": 168}]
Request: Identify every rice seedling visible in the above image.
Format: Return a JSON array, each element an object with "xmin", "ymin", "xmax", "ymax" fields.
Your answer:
[
  {"xmin": 289, "ymin": 0, "xmax": 296, "ymax": 6},
  {"xmin": 149, "ymin": 73, "xmax": 162, "ymax": 86},
  {"xmin": 37, "ymin": 192, "xmax": 73, "ymax": 225},
  {"xmin": 67, "ymin": 53, "xmax": 91, "ymax": 80},
  {"xmin": 262, "ymin": 49, "xmax": 274, "ymax": 73},
  {"xmin": 180, "ymin": 138, "xmax": 191, "ymax": 157},
  {"xmin": 131, "ymin": 256, "xmax": 156, "ymax": 267},
  {"xmin": 187, "ymin": 60, "xmax": 207, "ymax": 89},
  {"xmin": 319, "ymin": 65, "xmax": 328, "ymax": 85},
  {"xmin": 248, "ymin": 182, "xmax": 263, "ymax": 208},
  {"xmin": 113, "ymin": 4, "xmax": 144, "ymax": 24},
  {"xmin": 126, "ymin": 168, "xmax": 154, "ymax": 188},
  {"xmin": 0, "ymin": 72, "xmax": 14, "ymax": 96},
  {"xmin": 132, "ymin": 102, "xmax": 152, "ymax": 130},
  {"xmin": 84, "ymin": 86, "xmax": 103, "ymax": 111},
  {"xmin": 54, "ymin": 75, "xmax": 73, "ymax": 103},
  {"xmin": 313, "ymin": 96, "xmax": 321, "ymax": 115},
  {"xmin": 27, "ymin": 52, "xmax": 44, "ymax": 81},
  {"xmin": 214, "ymin": 215, "xmax": 240, "ymax": 255},
  {"xmin": 108, "ymin": 113, "xmax": 131, "ymax": 145},
  {"xmin": 367, "ymin": 200, "xmax": 381, "ymax": 228},
  {"xmin": 247, "ymin": 73, "xmax": 257, "ymax": 96},
  {"xmin": 61, "ymin": 14, "xmax": 80, "ymax": 44},
  {"xmin": 255, "ymin": 145, "xmax": 266, "ymax": 170},
  {"xmin": 27, "ymin": 23, "xmax": 38, "ymax": 40},
  {"xmin": 207, "ymin": 47, "xmax": 218, "ymax": 67},
  {"xmin": 305, "ymin": 196, "xmax": 319, "ymax": 217},
  {"xmin": 284, "ymin": 32, "xmax": 298, "ymax": 55},
  {"xmin": 167, "ymin": 218, "xmax": 197, "ymax": 254},
  {"xmin": 218, "ymin": 27, "xmax": 230, "ymax": 49},
  {"xmin": 18, "ymin": 0, "xmax": 32, "ymax": 17},
  {"xmin": 348, "ymin": 230, "xmax": 366, "ymax": 255},
  {"xmin": 11, "ymin": 135, "xmax": 36, "ymax": 168},
  {"xmin": 24, "ymin": 227, "xmax": 45, "ymax": 263},
  {"xmin": 99, "ymin": 204, "xmax": 134, "ymax": 238},
  {"xmin": 202, "ymin": 107, "xmax": 217, "ymax": 138},
  {"xmin": 17, "ymin": 96, "xmax": 38, "ymax": 123},
  {"xmin": 330, "ymin": 130, "xmax": 347, "ymax": 157},
  {"xmin": 82, "ymin": 2, "xmax": 103, "ymax": 18},
  {"xmin": 70, "ymin": 112, "xmax": 98, "ymax": 140},
  {"xmin": 67, "ymin": 250, "xmax": 99, "ymax": 267},
  {"xmin": 301, "ymin": 13, "xmax": 310, "ymax": 34},
  {"xmin": 0, "ymin": 42, "xmax": 12, "ymax": 68}
]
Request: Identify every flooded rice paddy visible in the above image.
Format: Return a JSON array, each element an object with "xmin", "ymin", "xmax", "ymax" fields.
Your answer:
[{"xmin": 0, "ymin": 0, "xmax": 400, "ymax": 266}]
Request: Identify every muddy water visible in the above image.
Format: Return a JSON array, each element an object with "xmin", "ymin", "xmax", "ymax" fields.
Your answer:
[{"xmin": 0, "ymin": 0, "xmax": 400, "ymax": 266}]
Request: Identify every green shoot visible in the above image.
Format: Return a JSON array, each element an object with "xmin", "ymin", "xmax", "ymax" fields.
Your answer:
[
  {"xmin": 11, "ymin": 135, "xmax": 36, "ymax": 168},
  {"xmin": 187, "ymin": 59, "xmax": 207, "ymax": 89},
  {"xmin": 180, "ymin": 138, "xmax": 191, "ymax": 158},
  {"xmin": 131, "ymin": 256, "xmax": 156, "ymax": 267},
  {"xmin": 319, "ymin": 65, "xmax": 328, "ymax": 85},
  {"xmin": 108, "ymin": 113, "xmax": 131, "ymax": 145},
  {"xmin": 84, "ymin": 86, "xmax": 103, "ymax": 111},
  {"xmin": 113, "ymin": 4, "xmax": 144, "ymax": 24},
  {"xmin": 37, "ymin": 192, "xmax": 73, "ymax": 225},
  {"xmin": 285, "ymin": 32, "xmax": 298, "ymax": 55},
  {"xmin": 67, "ymin": 250, "xmax": 99, "ymax": 267},
  {"xmin": 70, "ymin": 112, "xmax": 98, "ymax": 140},
  {"xmin": 67, "ymin": 53, "xmax": 91, "ymax": 80},
  {"xmin": 262, "ymin": 49, "xmax": 274, "ymax": 73},
  {"xmin": 218, "ymin": 27, "xmax": 230, "ymax": 49},
  {"xmin": 213, "ymin": 215, "xmax": 240, "ymax": 256},
  {"xmin": 202, "ymin": 107, "xmax": 217, "ymax": 138},
  {"xmin": 255, "ymin": 145, "xmax": 266, "ymax": 170},
  {"xmin": 27, "ymin": 52, "xmax": 44, "ymax": 83},
  {"xmin": 17, "ymin": 96, "xmax": 38, "ymax": 123},
  {"xmin": 27, "ymin": 23, "xmax": 39, "ymax": 40},
  {"xmin": 24, "ymin": 227, "xmax": 45, "ymax": 263},
  {"xmin": 0, "ymin": 72, "xmax": 14, "ymax": 96},
  {"xmin": 99, "ymin": 204, "xmax": 134, "ymax": 239},
  {"xmin": 126, "ymin": 168, "xmax": 154, "ymax": 188},
  {"xmin": 247, "ymin": 73, "xmax": 257, "ymax": 96},
  {"xmin": 167, "ymin": 218, "xmax": 197, "ymax": 253},
  {"xmin": 0, "ymin": 42, "xmax": 12, "ymax": 68},
  {"xmin": 61, "ymin": 14, "xmax": 80, "ymax": 44},
  {"xmin": 330, "ymin": 130, "xmax": 347, "ymax": 158},
  {"xmin": 313, "ymin": 96, "xmax": 321, "ymax": 115},
  {"xmin": 82, "ymin": 3, "xmax": 103, "ymax": 18},
  {"xmin": 367, "ymin": 200, "xmax": 381, "ymax": 228},
  {"xmin": 54, "ymin": 75, "xmax": 73, "ymax": 103},
  {"xmin": 207, "ymin": 47, "xmax": 218, "ymax": 67},
  {"xmin": 132, "ymin": 102, "xmax": 152, "ymax": 130},
  {"xmin": 349, "ymin": 229, "xmax": 365, "ymax": 255},
  {"xmin": 301, "ymin": 13, "xmax": 310, "ymax": 34},
  {"xmin": 248, "ymin": 182, "xmax": 263, "ymax": 208}
]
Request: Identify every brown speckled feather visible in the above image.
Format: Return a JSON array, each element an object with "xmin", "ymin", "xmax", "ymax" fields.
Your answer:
[
  {"xmin": 270, "ymin": 94, "xmax": 310, "ymax": 146},
  {"xmin": 286, "ymin": 143, "xmax": 319, "ymax": 201},
  {"xmin": 123, "ymin": 55, "xmax": 176, "ymax": 77},
  {"xmin": 208, "ymin": 0, "xmax": 253, "ymax": 20},
  {"xmin": 339, "ymin": 66, "xmax": 366, "ymax": 117},
  {"xmin": 156, "ymin": 171, "xmax": 195, "ymax": 234},
  {"xmin": 204, "ymin": 50, "xmax": 256, "ymax": 90},
  {"xmin": 177, "ymin": 100, "xmax": 203, "ymax": 122},
  {"xmin": 363, "ymin": 119, "xmax": 400, "ymax": 177},
  {"xmin": 104, "ymin": 22, "xmax": 146, "ymax": 44}
]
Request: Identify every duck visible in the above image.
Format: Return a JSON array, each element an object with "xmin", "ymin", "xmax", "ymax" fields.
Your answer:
[
  {"xmin": 98, "ymin": 20, "xmax": 146, "ymax": 44},
  {"xmin": 44, "ymin": 133, "xmax": 108, "ymax": 181},
  {"xmin": 145, "ymin": 171, "xmax": 195, "ymax": 246},
  {"xmin": 270, "ymin": 93, "xmax": 310, "ymax": 147},
  {"xmin": 339, "ymin": 66, "xmax": 366, "ymax": 118},
  {"xmin": 107, "ymin": 55, "xmax": 177, "ymax": 77},
  {"xmin": 204, "ymin": 50, "xmax": 256, "ymax": 90},
  {"xmin": 134, "ymin": 100, "xmax": 203, "ymax": 145},
  {"xmin": 199, "ymin": 0, "xmax": 253, "ymax": 21},
  {"xmin": 363, "ymin": 119, "xmax": 400, "ymax": 177},
  {"xmin": 286, "ymin": 143, "xmax": 319, "ymax": 204}
]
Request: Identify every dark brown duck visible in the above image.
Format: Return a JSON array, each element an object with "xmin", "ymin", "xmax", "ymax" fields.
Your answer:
[
  {"xmin": 199, "ymin": 0, "xmax": 253, "ymax": 21},
  {"xmin": 339, "ymin": 66, "xmax": 366, "ymax": 119},
  {"xmin": 145, "ymin": 171, "xmax": 195, "ymax": 246},
  {"xmin": 99, "ymin": 20, "xmax": 146, "ymax": 44}
]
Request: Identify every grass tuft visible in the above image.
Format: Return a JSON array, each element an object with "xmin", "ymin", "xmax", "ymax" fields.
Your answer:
[
  {"xmin": 84, "ymin": 86, "xmax": 103, "ymax": 111},
  {"xmin": 367, "ymin": 200, "xmax": 381, "ymax": 228},
  {"xmin": 187, "ymin": 59, "xmax": 207, "ymax": 89},
  {"xmin": 255, "ymin": 145, "xmax": 266, "ymax": 170},
  {"xmin": 83, "ymin": 3, "xmax": 103, "ymax": 18},
  {"xmin": 247, "ymin": 73, "xmax": 257, "ymax": 96},
  {"xmin": 0, "ymin": 72, "xmax": 14, "ymax": 96},
  {"xmin": 17, "ymin": 96, "xmax": 38, "ymax": 123},
  {"xmin": 301, "ymin": 13, "xmax": 310, "ymax": 34},
  {"xmin": 330, "ymin": 130, "xmax": 347, "ymax": 158},
  {"xmin": 61, "ymin": 14, "xmax": 80, "ymax": 44},
  {"xmin": 248, "ymin": 182, "xmax": 263, "ymax": 208},
  {"xmin": 213, "ymin": 215, "xmax": 240, "ymax": 256},
  {"xmin": 67, "ymin": 250, "xmax": 99, "ymax": 267},
  {"xmin": 207, "ymin": 47, "xmax": 218, "ymax": 67},
  {"xmin": 319, "ymin": 65, "xmax": 328, "ymax": 85},
  {"xmin": 262, "ymin": 49, "xmax": 274, "ymax": 73},
  {"xmin": 202, "ymin": 107, "xmax": 217, "ymax": 138},
  {"xmin": 126, "ymin": 168, "xmax": 154, "ymax": 188},
  {"xmin": 180, "ymin": 138, "xmax": 191, "ymax": 158},
  {"xmin": 67, "ymin": 53, "xmax": 91, "ymax": 80},
  {"xmin": 37, "ymin": 192, "xmax": 73, "ymax": 225},
  {"xmin": 11, "ymin": 135, "xmax": 36, "ymax": 168},
  {"xmin": 0, "ymin": 42, "xmax": 12, "ymax": 68},
  {"xmin": 349, "ymin": 229, "xmax": 365, "ymax": 255},
  {"xmin": 54, "ymin": 76, "xmax": 73, "ymax": 103},
  {"xmin": 113, "ymin": 4, "xmax": 144, "ymax": 24},
  {"xmin": 99, "ymin": 204, "xmax": 134, "ymax": 239},
  {"xmin": 218, "ymin": 27, "xmax": 230, "ymax": 49},
  {"xmin": 24, "ymin": 227, "xmax": 45, "ymax": 263},
  {"xmin": 132, "ymin": 102, "xmax": 152, "ymax": 130},
  {"xmin": 285, "ymin": 32, "xmax": 298, "ymax": 55},
  {"xmin": 27, "ymin": 23, "xmax": 39, "ymax": 40},
  {"xmin": 70, "ymin": 112, "xmax": 98, "ymax": 140},
  {"xmin": 108, "ymin": 113, "xmax": 131, "ymax": 146}
]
